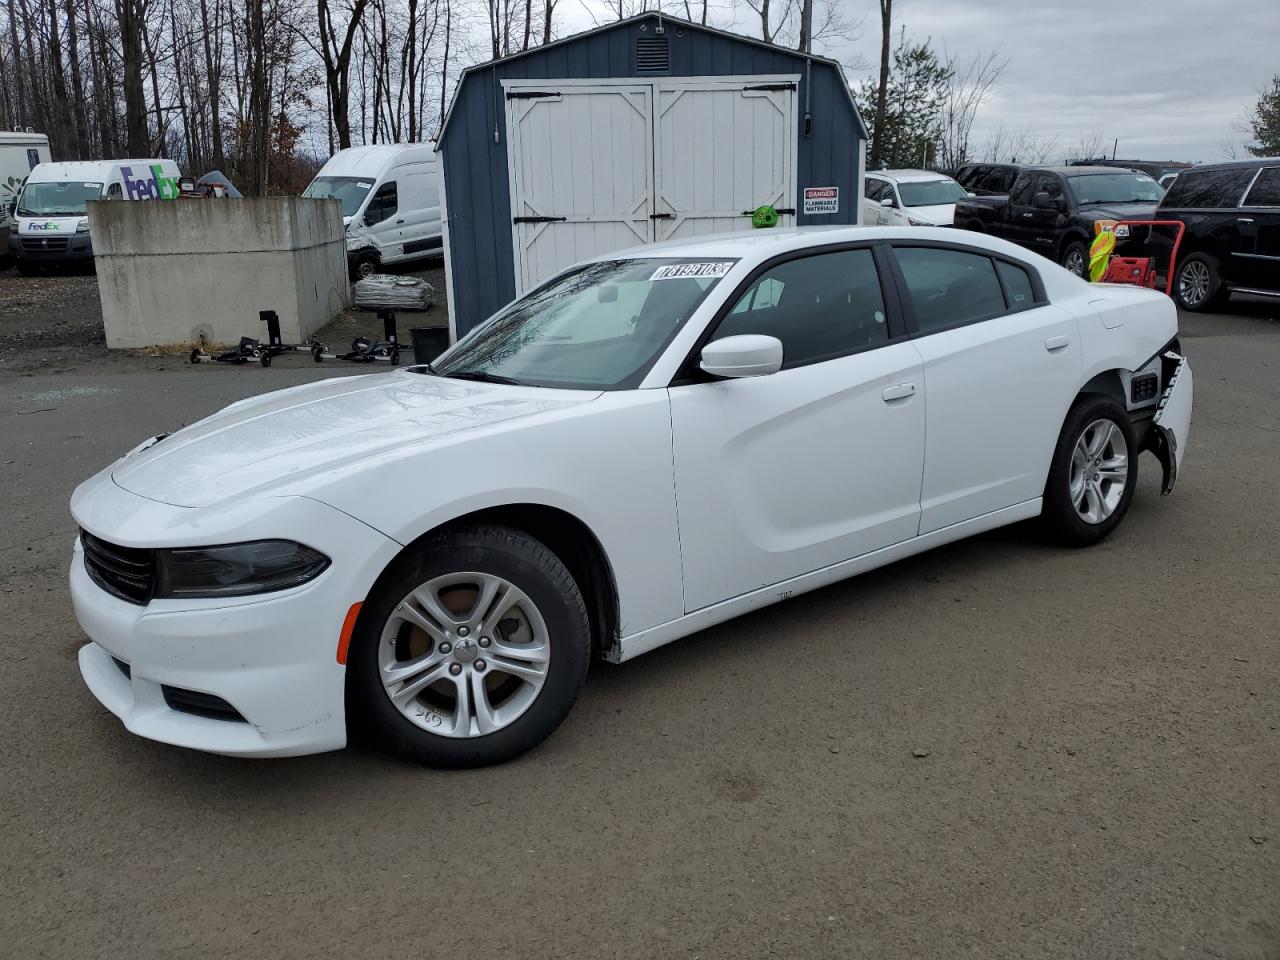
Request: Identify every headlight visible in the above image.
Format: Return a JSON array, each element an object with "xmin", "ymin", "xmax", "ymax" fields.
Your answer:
[
  {"xmin": 907, "ymin": 217, "xmax": 932, "ymax": 226},
  {"xmin": 154, "ymin": 540, "xmax": 330, "ymax": 598},
  {"xmin": 76, "ymin": 218, "xmax": 89, "ymax": 233}
]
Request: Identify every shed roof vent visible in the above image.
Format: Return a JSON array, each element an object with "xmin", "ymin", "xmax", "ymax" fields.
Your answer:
[{"xmin": 636, "ymin": 36, "xmax": 669, "ymax": 73}]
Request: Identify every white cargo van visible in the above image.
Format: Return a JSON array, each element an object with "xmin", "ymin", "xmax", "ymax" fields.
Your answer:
[
  {"xmin": 303, "ymin": 143, "xmax": 441, "ymax": 279},
  {"xmin": 11, "ymin": 158, "xmax": 180, "ymax": 272},
  {"xmin": 2, "ymin": 132, "xmax": 52, "ymax": 224}
]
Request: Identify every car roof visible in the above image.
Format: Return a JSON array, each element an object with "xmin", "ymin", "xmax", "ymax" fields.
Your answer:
[
  {"xmin": 1033, "ymin": 165, "xmax": 1151, "ymax": 176},
  {"xmin": 1173, "ymin": 157, "xmax": 1280, "ymax": 172},
  {"xmin": 594, "ymin": 224, "xmax": 1029, "ymax": 262},
  {"xmin": 867, "ymin": 169, "xmax": 956, "ymax": 183}
]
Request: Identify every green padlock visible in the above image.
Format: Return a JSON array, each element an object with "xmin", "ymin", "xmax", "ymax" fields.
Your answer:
[{"xmin": 751, "ymin": 205, "xmax": 779, "ymax": 229}]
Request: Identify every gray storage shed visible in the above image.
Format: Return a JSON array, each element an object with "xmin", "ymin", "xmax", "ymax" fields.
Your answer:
[{"xmin": 436, "ymin": 12, "xmax": 868, "ymax": 338}]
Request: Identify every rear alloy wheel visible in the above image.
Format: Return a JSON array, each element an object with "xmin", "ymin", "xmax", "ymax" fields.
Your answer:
[
  {"xmin": 1042, "ymin": 396, "xmax": 1138, "ymax": 546},
  {"xmin": 1061, "ymin": 241, "xmax": 1088, "ymax": 278},
  {"xmin": 349, "ymin": 525, "xmax": 590, "ymax": 767},
  {"xmin": 1174, "ymin": 253, "xmax": 1224, "ymax": 312}
]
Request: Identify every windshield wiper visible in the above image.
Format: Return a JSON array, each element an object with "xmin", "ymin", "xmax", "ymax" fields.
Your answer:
[{"xmin": 441, "ymin": 370, "xmax": 523, "ymax": 386}]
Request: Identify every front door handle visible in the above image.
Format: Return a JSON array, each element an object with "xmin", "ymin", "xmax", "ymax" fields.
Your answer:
[
  {"xmin": 882, "ymin": 383, "xmax": 916, "ymax": 402},
  {"xmin": 395, "ymin": 219, "xmax": 405, "ymax": 224},
  {"xmin": 1045, "ymin": 334, "xmax": 1071, "ymax": 351}
]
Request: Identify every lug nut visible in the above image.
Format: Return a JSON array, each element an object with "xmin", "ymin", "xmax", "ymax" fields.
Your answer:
[
  {"xmin": 458, "ymin": 626, "xmax": 470, "ymax": 637},
  {"xmin": 475, "ymin": 659, "xmax": 486, "ymax": 672},
  {"xmin": 449, "ymin": 663, "xmax": 462, "ymax": 676},
  {"xmin": 479, "ymin": 637, "xmax": 491, "ymax": 648},
  {"xmin": 439, "ymin": 642, "xmax": 452, "ymax": 654}
]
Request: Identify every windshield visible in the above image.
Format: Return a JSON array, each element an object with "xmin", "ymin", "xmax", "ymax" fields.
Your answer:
[
  {"xmin": 898, "ymin": 179, "xmax": 967, "ymax": 207},
  {"xmin": 1067, "ymin": 173, "xmax": 1163, "ymax": 205},
  {"xmin": 431, "ymin": 258, "xmax": 736, "ymax": 390},
  {"xmin": 302, "ymin": 176, "xmax": 374, "ymax": 218},
  {"xmin": 17, "ymin": 181, "xmax": 103, "ymax": 216}
]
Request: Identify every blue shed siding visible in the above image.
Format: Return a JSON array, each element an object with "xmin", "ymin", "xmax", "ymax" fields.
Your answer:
[{"xmin": 441, "ymin": 15, "xmax": 865, "ymax": 336}]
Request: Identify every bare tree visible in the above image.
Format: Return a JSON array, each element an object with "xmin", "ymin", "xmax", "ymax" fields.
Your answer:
[
  {"xmin": 870, "ymin": 0, "xmax": 890, "ymax": 168},
  {"xmin": 938, "ymin": 48, "xmax": 1009, "ymax": 169},
  {"xmin": 318, "ymin": 0, "xmax": 371, "ymax": 149}
]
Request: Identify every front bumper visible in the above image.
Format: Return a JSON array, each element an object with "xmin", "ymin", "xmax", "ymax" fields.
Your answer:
[
  {"xmin": 14, "ymin": 231, "xmax": 94, "ymax": 261},
  {"xmin": 70, "ymin": 487, "xmax": 401, "ymax": 757}
]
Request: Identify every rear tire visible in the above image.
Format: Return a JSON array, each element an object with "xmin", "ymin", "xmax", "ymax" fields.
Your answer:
[
  {"xmin": 1173, "ymin": 252, "xmax": 1226, "ymax": 311},
  {"xmin": 348, "ymin": 525, "xmax": 591, "ymax": 767},
  {"xmin": 1042, "ymin": 395, "xmax": 1138, "ymax": 547}
]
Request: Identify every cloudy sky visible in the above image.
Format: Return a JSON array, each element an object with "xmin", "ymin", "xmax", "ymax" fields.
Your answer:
[{"xmin": 564, "ymin": 0, "xmax": 1279, "ymax": 163}]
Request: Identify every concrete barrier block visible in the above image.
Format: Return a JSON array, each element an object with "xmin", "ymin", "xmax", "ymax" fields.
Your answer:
[{"xmin": 88, "ymin": 197, "xmax": 349, "ymax": 348}]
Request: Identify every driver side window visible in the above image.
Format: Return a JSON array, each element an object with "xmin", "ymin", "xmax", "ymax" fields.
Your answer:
[
  {"xmin": 711, "ymin": 248, "xmax": 889, "ymax": 368},
  {"xmin": 1009, "ymin": 173, "xmax": 1036, "ymax": 206},
  {"xmin": 364, "ymin": 182, "xmax": 398, "ymax": 225}
]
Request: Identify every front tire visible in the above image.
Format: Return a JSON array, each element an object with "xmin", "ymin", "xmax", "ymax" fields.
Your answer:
[
  {"xmin": 348, "ymin": 525, "xmax": 591, "ymax": 767},
  {"xmin": 351, "ymin": 250, "xmax": 379, "ymax": 281},
  {"xmin": 1061, "ymin": 240, "xmax": 1089, "ymax": 278},
  {"xmin": 1174, "ymin": 252, "xmax": 1225, "ymax": 311},
  {"xmin": 1042, "ymin": 396, "xmax": 1138, "ymax": 546}
]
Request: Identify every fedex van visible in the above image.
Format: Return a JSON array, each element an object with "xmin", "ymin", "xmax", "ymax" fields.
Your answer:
[
  {"xmin": 303, "ymin": 144, "xmax": 441, "ymax": 279},
  {"xmin": 10, "ymin": 158, "xmax": 180, "ymax": 272}
]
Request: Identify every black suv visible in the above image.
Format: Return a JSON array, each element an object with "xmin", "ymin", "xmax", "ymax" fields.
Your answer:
[
  {"xmin": 952, "ymin": 163, "xmax": 1025, "ymax": 196},
  {"xmin": 1154, "ymin": 158, "xmax": 1280, "ymax": 311}
]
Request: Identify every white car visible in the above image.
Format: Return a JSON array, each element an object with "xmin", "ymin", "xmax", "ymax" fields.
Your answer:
[
  {"xmin": 864, "ymin": 170, "xmax": 969, "ymax": 227},
  {"xmin": 70, "ymin": 227, "xmax": 1193, "ymax": 767}
]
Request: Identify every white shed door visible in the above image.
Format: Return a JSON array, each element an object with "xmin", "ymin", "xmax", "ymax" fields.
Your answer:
[
  {"xmin": 653, "ymin": 80, "xmax": 796, "ymax": 241},
  {"xmin": 507, "ymin": 86, "xmax": 654, "ymax": 294}
]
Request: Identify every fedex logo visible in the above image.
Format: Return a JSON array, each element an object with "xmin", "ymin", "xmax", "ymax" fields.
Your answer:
[
  {"xmin": 28, "ymin": 221, "xmax": 61, "ymax": 230},
  {"xmin": 121, "ymin": 164, "xmax": 179, "ymax": 201}
]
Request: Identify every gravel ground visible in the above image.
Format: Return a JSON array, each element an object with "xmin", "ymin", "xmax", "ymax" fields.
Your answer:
[{"xmin": 0, "ymin": 271, "xmax": 1276, "ymax": 959}]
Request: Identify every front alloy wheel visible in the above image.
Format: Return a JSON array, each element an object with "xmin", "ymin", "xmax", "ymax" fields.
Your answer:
[
  {"xmin": 349, "ymin": 525, "xmax": 591, "ymax": 767},
  {"xmin": 379, "ymin": 572, "xmax": 551, "ymax": 738}
]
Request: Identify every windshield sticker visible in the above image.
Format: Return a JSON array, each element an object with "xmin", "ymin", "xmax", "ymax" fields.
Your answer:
[
  {"xmin": 650, "ymin": 261, "xmax": 734, "ymax": 281},
  {"xmin": 357, "ymin": 181, "xmax": 372, "ymax": 188}
]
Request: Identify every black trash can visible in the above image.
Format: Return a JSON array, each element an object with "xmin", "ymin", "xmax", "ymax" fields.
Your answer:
[{"xmin": 410, "ymin": 326, "xmax": 450, "ymax": 366}]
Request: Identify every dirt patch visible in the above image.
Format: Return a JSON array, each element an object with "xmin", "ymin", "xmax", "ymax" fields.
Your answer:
[{"xmin": 0, "ymin": 258, "xmax": 450, "ymax": 373}]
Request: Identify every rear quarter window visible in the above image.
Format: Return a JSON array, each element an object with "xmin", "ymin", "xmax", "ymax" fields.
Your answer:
[
  {"xmin": 1243, "ymin": 167, "xmax": 1280, "ymax": 207},
  {"xmin": 1160, "ymin": 167, "xmax": 1256, "ymax": 208}
]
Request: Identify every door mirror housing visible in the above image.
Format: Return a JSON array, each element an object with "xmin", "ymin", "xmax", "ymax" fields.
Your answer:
[
  {"xmin": 1033, "ymin": 191, "xmax": 1054, "ymax": 210},
  {"xmin": 700, "ymin": 335, "xmax": 784, "ymax": 379},
  {"xmin": 880, "ymin": 196, "xmax": 897, "ymax": 209}
]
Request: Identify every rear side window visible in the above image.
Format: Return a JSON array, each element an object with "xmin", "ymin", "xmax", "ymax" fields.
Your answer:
[
  {"xmin": 894, "ymin": 247, "xmax": 1007, "ymax": 333},
  {"xmin": 984, "ymin": 166, "xmax": 1018, "ymax": 193},
  {"xmin": 864, "ymin": 178, "xmax": 886, "ymax": 201},
  {"xmin": 1161, "ymin": 168, "xmax": 1256, "ymax": 208},
  {"xmin": 996, "ymin": 260, "xmax": 1036, "ymax": 308},
  {"xmin": 1243, "ymin": 167, "xmax": 1280, "ymax": 207},
  {"xmin": 1008, "ymin": 173, "xmax": 1036, "ymax": 205},
  {"xmin": 713, "ymin": 248, "xmax": 889, "ymax": 367}
]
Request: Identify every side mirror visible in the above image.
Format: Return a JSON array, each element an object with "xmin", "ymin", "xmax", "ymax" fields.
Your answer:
[
  {"xmin": 1033, "ymin": 191, "xmax": 1052, "ymax": 209},
  {"xmin": 880, "ymin": 196, "xmax": 897, "ymax": 208},
  {"xmin": 700, "ymin": 335, "xmax": 784, "ymax": 379}
]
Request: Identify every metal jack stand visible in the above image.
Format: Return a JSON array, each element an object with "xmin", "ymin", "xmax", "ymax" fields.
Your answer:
[{"xmin": 311, "ymin": 308, "xmax": 402, "ymax": 365}]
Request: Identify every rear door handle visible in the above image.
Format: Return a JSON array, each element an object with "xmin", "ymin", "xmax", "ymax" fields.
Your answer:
[
  {"xmin": 882, "ymin": 383, "xmax": 916, "ymax": 402},
  {"xmin": 1045, "ymin": 334, "xmax": 1070, "ymax": 351}
]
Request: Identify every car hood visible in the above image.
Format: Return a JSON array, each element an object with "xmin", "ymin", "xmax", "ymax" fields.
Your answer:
[
  {"xmin": 904, "ymin": 203, "xmax": 957, "ymax": 226},
  {"xmin": 1079, "ymin": 201, "xmax": 1160, "ymax": 220},
  {"xmin": 111, "ymin": 372, "xmax": 599, "ymax": 508}
]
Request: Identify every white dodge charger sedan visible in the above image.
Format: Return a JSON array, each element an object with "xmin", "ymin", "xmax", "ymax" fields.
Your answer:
[{"xmin": 70, "ymin": 227, "xmax": 1193, "ymax": 767}]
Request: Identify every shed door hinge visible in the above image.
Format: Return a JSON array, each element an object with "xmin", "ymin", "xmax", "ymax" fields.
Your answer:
[
  {"xmin": 743, "ymin": 82, "xmax": 796, "ymax": 92},
  {"xmin": 513, "ymin": 215, "xmax": 568, "ymax": 224},
  {"xmin": 506, "ymin": 90, "xmax": 561, "ymax": 100}
]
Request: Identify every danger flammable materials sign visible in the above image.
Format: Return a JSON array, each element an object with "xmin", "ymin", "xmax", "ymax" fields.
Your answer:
[{"xmin": 803, "ymin": 187, "xmax": 839, "ymax": 215}]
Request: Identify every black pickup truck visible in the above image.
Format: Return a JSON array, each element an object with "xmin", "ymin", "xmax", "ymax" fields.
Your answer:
[{"xmin": 953, "ymin": 165, "xmax": 1164, "ymax": 276}]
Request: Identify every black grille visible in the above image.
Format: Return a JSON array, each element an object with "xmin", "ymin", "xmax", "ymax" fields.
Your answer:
[
  {"xmin": 22, "ymin": 236, "xmax": 69, "ymax": 251},
  {"xmin": 112, "ymin": 656, "xmax": 132, "ymax": 678},
  {"xmin": 81, "ymin": 530, "xmax": 155, "ymax": 604},
  {"xmin": 636, "ymin": 35, "xmax": 669, "ymax": 73},
  {"xmin": 162, "ymin": 685, "xmax": 246, "ymax": 723}
]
